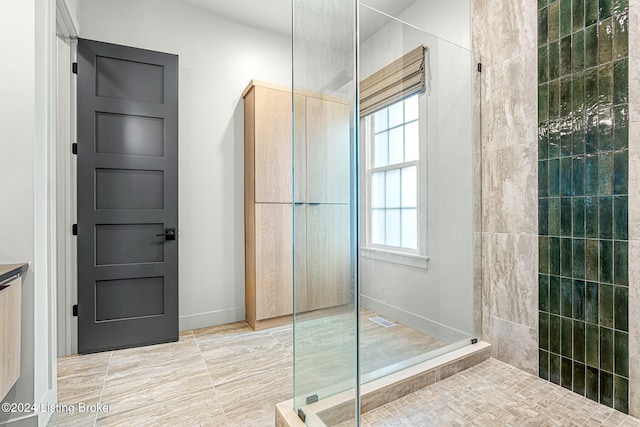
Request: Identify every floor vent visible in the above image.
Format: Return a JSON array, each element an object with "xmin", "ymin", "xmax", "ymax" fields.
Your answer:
[{"xmin": 368, "ymin": 316, "xmax": 396, "ymax": 328}]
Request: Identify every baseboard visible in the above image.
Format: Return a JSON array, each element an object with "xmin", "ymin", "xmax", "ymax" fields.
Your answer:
[
  {"xmin": 361, "ymin": 295, "xmax": 471, "ymax": 343},
  {"xmin": 178, "ymin": 307, "xmax": 245, "ymax": 332}
]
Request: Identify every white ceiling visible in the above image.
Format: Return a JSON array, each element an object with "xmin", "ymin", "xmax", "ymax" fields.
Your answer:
[{"xmin": 176, "ymin": 0, "xmax": 417, "ymax": 40}]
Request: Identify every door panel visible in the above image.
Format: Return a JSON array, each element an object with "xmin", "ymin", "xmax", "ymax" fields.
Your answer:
[{"xmin": 77, "ymin": 39, "xmax": 178, "ymax": 353}]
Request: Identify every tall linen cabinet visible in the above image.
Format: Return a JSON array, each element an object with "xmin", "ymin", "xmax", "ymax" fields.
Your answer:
[{"xmin": 243, "ymin": 80, "xmax": 351, "ymax": 330}]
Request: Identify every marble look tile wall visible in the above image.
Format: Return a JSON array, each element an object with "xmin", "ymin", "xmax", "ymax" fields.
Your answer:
[
  {"xmin": 537, "ymin": 0, "xmax": 630, "ymax": 414},
  {"xmin": 628, "ymin": 0, "xmax": 640, "ymax": 418},
  {"xmin": 472, "ymin": 0, "xmax": 540, "ymax": 375}
]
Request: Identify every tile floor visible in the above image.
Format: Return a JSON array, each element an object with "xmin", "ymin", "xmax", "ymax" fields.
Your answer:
[{"xmin": 50, "ymin": 319, "xmax": 640, "ymax": 426}]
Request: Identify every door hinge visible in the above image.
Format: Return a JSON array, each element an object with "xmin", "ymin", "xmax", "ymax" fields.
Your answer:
[
  {"xmin": 72, "ymin": 62, "xmax": 78, "ymax": 74},
  {"xmin": 72, "ymin": 304, "xmax": 78, "ymax": 317},
  {"xmin": 72, "ymin": 224, "xmax": 78, "ymax": 235},
  {"xmin": 471, "ymin": 338, "xmax": 478, "ymax": 344},
  {"xmin": 72, "ymin": 143, "xmax": 77, "ymax": 155},
  {"xmin": 477, "ymin": 63, "xmax": 482, "ymax": 73},
  {"xmin": 297, "ymin": 409, "xmax": 306, "ymax": 422},
  {"xmin": 306, "ymin": 394, "xmax": 319, "ymax": 404}
]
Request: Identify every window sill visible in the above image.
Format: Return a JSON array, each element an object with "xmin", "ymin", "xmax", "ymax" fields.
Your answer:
[{"xmin": 360, "ymin": 247, "xmax": 430, "ymax": 269}]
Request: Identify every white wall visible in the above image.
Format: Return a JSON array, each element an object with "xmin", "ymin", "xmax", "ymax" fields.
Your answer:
[
  {"xmin": 1, "ymin": 0, "xmax": 57, "ymax": 425},
  {"xmin": 77, "ymin": 0, "xmax": 291, "ymax": 331},
  {"xmin": 359, "ymin": 0, "xmax": 476, "ymax": 343}
]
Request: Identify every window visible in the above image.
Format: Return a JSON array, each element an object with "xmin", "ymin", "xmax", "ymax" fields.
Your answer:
[{"xmin": 364, "ymin": 93, "xmax": 425, "ymax": 257}]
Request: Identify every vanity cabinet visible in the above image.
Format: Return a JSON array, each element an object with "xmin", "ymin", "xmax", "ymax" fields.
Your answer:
[
  {"xmin": 0, "ymin": 264, "xmax": 26, "ymax": 401},
  {"xmin": 243, "ymin": 80, "xmax": 351, "ymax": 330}
]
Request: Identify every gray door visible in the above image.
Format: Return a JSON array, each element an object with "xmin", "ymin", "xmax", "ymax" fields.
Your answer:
[{"xmin": 77, "ymin": 39, "xmax": 179, "ymax": 354}]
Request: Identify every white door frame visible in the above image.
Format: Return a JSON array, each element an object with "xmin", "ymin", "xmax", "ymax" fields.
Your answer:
[{"xmin": 55, "ymin": 0, "xmax": 79, "ymax": 356}]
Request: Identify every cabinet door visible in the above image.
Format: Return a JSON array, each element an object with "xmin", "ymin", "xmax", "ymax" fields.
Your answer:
[
  {"xmin": 306, "ymin": 97, "xmax": 350, "ymax": 204},
  {"xmin": 293, "ymin": 204, "xmax": 308, "ymax": 313},
  {"xmin": 306, "ymin": 204, "xmax": 351, "ymax": 310},
  {"xmin": 254, "ymin": 87, "xmax": 292, "ymax": 203},
  {"xmin": 0, "ymin": 277, "xmax": 20, "ymax": 400},
  {"xmin": 255, "ymin": 203, "xmax": 293, "ymax": 319},
  {"xmin": 293, "ymin": 95, "xmax": 307, "ymax": 203}
]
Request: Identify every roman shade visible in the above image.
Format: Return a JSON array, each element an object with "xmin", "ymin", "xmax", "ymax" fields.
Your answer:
[{"xmin": 360, "ymin": 45, "xmax": 427, "ymax": 117}]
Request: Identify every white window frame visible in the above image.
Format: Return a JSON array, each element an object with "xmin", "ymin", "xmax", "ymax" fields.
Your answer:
[{"xmin": 361, "ymin": 92, "xmax": 429, "ymax": 269}]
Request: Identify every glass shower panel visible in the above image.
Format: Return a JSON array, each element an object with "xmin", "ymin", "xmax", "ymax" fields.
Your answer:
[
  {"xmin": 358, "ymin": 4, "xmax": 481, "ymax": 383},
  {"xmin": 292, "ymin": 0, "xmax": 359, "ymax": 421}
]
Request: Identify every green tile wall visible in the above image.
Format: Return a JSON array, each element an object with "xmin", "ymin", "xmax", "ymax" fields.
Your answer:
[{"xmin": 538, "ymin": 0, "xmax": 629, "ymax": 414}]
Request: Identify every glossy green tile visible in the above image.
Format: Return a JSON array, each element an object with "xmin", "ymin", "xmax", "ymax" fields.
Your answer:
[
  {"xmin": 573, "ymin": 198, "xmax": 586, "ymax": 238},
  {"xmin": 613, "ymin": 105, "xmax": 629, "ymax": 150},
  {"xmin": 585, "ymin": 112, "xmax": 598, "ymax": 153},
  {"xmin": 550, "ymin": 238, "xmax": 561, "ymax": 277},
  {"xmin": 549, "ymin": 159, "xmax": 560, "ymax": 197},
  {"xmin": 540, "ymin": 126, "xmax": 550, "ymax": 158},
  {"xmin": 613, "ymin": 13, "xmax": 629, "ymax": 59},
  {"xmin": 574, "ymin": 321, "xmax": 587, "ymax": 363},
  {"xmin": 573, "ymin": 31, "xmax": 585, "ymax": 73},
  {"xmin": 574, "ymin": 280, "xmax": 586, "ymax": 321},
  {"xmin": 540, "ymin": 198, "xmax": 550, "ymax": 235},
  {"xmin": 613, "ymin": 150, "xmax": 628, "ymax": 195},
  {"xmin": 574, "ymin": 116, "xmax": 586, "ymax": 155},
  {"xmin": 539, "ymin": 6, "xmax": 550, "ymax": 46},
  {"xmin": 550, "ymin": 121, "xmax": 561, "ymax": 158},
  {"xmin": 600, "ymin": 327, "xmax": 614, "ymax": 372},
  {"xmin": 585, "ymin": 197, "xmax": 598, "ymax": 237},
  {"xmin": 586, "ymin": 365, "xmax": 599, "ymax": 401},
  {"xmin": 586, "ymin": 323, "xmax": 600, "ymax": 367},
  {"xmin": 573, "ymin": 0, "xmax": 585, "ymax": 32},
  {"xmin": 550, "ymin": 274, "xmax": 562, "ymax": 314},
  {"xmin": 539, "ymin": 160, "xmax": 549, "ymax": 197},
  {"xmin": 600, "ymin": 370, "xmax": 614, "ymax": 407},
  {"xmin": 600, "ymin": 284, "xmax": 615, "ymax": 327},
  {"xmin": 614, "ymin": 331, "xmax": 629, "ymax": 377},
  {"xmin": 573, "ymin": 73, "xmax": 585, "ymax": 112},
  {"xmin": 614, "ymin": 284, "xmax": 628, "ymax": 331},
  {"xmin": 561, "ymin": 277, "xmax": 573, "ymax": 317},
  {"xmin": 614, "ymin": 196, "xmax": 628, "ymax": 240},
  {"xmin": 560, "ymin": 118, "xmax": 573, "ymax": 155},
  {"xmin": 585, "ymin": 25, "xmax": 599, "ymax": 69},
  {"xmin": 574, "ymin": 362, "xmax": 586, "ymax": 395},
  {"xmin": 585, "ymin": 155, "xmax": 599, "ymax": 195},
  {"xmin": 560, "ymin": 0, "xmax": 572, "ymax": 37},
  {"xmin": 599, "ymin": 19, "xmax": 614, "ymax": 64},
  {"xmin": 560, "ymin": 36, "xmax": 572, "ymax": 76},
  {"xmin": 540, "ymin": 237, "xmax": 551, "ymax": 274},
  {"xmin": 561, "ymin": 238, "xmax": 573, "ymax": 276},
  {"xmin": 600, "ymin": 0, "xmax": 613, "ymax": 20},
  {"xmin": 560, "ymin": 157, "xmax": 573, "ymax": 196},
  {"xmin": 540, "ymin": 311, "xmax": 550, "ymax": 350},
  {"xmin": 599, "ymin": 196, "xmax": 613, "ymax": 239},
  {"xmin": 539, "ymin": 46, "xmax": 550, "ymax": 85},
  {"xmin": 612, "ymin": 0, "xmax": 628, "ymax": 14},
  {"xmin": 586, "ymin": 239, "xmax": 600, "ymax": 281},
  {"xmin": 549, "ymin": 77, "xmax": 560, "ymax": 118},
  {"xmin": 549, "ymin": 1, "xmax": 560, "ymax": 41},
  {"xmin": 598, "ymin": 153, "xmax": 613, "ymax": 196},
  {"xmin": 561, "ymin": 357, "xmax": 573, "ymax": 389},
  {"xmin": 586, "ymin": 281, "xmax": 599, "ymax": 324},
  {"xmin": 550, "ymin": 353, "xmax": 562, "ymax": 385},
  {"xmin": 573, "ymin": 238, "xmax": 586, "ymax": 279},
  {"xmin": 550, "ymin": 313, "xmax": 562, "ymax": 354},
  {"xmin": 599, "ymin": 63, "xmax": 614, "ymax": 105},
  {"xmin": 613, "ymin": 58, "xmax": 628, "ymax": 105},
  {"xmin": 540, "ymin": 350, "xmax": 550, "ymax": 381},
  {"xmin": 573, "ymin": 157, "xmax": 585, "ymax": 196},
  {"xmin": 540, "ymin": 274, "xmax": 551, "ymax": 312},
  {"xmin": 600, "ymin": 240, "xmax": 614, "ymax": 283},
  {"xmin": 614, "ymin": 241, "xmax": 628, "ymax": 286},
  {"xmin": 561, "ymin": 198, "xmax": 572, "ymax": 237},
  {"xmin": 539, "ymin": 85, "xmax": 550, "ymax": 123},
  {"xmin": 550, "ymin": 198, "xmax": 561, "ymax": 237},
  {"xmin": 614, "ymin": 376, "xmax": 629, "ymax": 413},
  {"xmin": 599, "ymin": 106, "xmax": 613, "ymax": 151}
]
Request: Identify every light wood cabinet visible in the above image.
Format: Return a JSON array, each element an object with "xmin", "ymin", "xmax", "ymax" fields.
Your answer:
[
  {"xmin": 243, "ymin": 80, "xmax": 351, "ymax": 330},
  {"xmin": 0, "ymin": 276, "xmax": 21, "ymax": 400}
]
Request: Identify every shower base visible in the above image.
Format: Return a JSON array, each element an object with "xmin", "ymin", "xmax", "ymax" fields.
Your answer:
[{"xmin": 276, "ymin": 341, "xmax": 491, "ymax": 426}]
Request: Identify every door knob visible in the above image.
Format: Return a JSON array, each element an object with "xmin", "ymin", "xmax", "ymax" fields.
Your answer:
[{"xmin": 156, "ymin": 228, "xmax": 176, "ymax": 241}]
